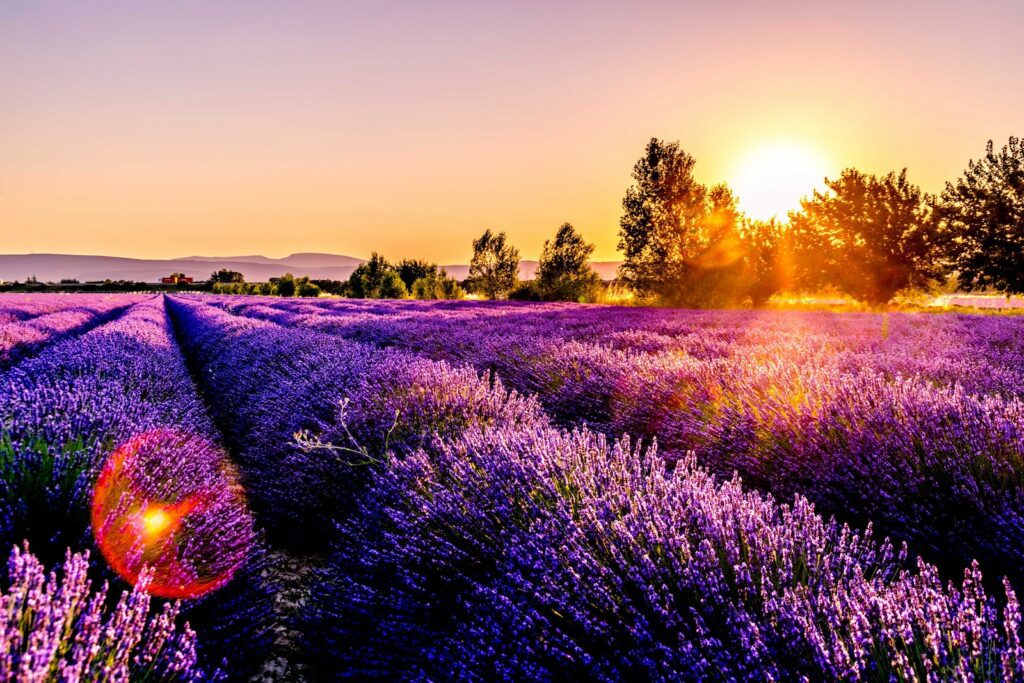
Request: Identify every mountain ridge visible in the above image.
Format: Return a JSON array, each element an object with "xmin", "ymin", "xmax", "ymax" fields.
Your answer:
[{"xmin": 0, "ymin": 253, "xmax": 621, "ymax": 283}]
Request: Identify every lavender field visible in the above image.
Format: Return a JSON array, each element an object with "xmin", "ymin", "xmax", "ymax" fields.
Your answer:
[{"xmin": 3, "ymin": 292, "xmax": 1024, "ymax": 681}]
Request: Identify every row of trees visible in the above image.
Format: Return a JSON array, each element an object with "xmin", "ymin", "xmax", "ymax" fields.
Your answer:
[
  {"xmin": 465, "ymin": 225, "xmax": 603, "ymax": 302},
  {"xmin": 341, "ymin": 225, "xmax": 606, "ymax": 302},
  {"xmin": 210, "ymin": 270, "xmax": 323, "ymax": 297},
  {"xmin": 347, "ymin": 255, "xmax": 465, "ymax": 300},
  {"xmin": 619, "ymin": 137, "xmax": 1024, "ymax": 307}
]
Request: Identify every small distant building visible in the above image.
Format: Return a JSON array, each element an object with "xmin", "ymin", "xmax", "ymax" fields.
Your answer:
[{"xmin": 161, "ymin": 274, "xmax": 193, "ymax": 285}]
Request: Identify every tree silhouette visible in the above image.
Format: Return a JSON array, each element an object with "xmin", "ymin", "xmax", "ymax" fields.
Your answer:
[
  {"xmin": 941, "ymin": 137, "xmax": 1024, "ymax": 294},
  {"xmin": 790, "ymin": 169, "xmax": 941, "ymax": 306},
  {"xmin": 275, "ymin": 273, "xmax": 297, "ymax": 297},
  {"xmin": 209, "ymin": 269, "xmax": 245, "ymax": 284},
  {"xmin": 536, "ymin": 223, "xmax": 601, "ymax": 301},
  {"xmin": 348, "ymin": 253, "xmax": 408, "ymax": 299},
  {"xmin": 618, "ymin": 139, "xmax": 746, "ymax": 307},
  {"xmin": 468, "ymin": 229, "xmax": 519, "ymax": 300},
  {"xmin": 395, "ymin": 259, "xmax": 438, "ymax": 292}
]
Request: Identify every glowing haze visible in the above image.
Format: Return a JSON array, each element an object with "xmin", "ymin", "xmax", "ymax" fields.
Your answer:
[{"xmin": 1, "ymin": 1, "xmax": 1021, "ymax": 262}]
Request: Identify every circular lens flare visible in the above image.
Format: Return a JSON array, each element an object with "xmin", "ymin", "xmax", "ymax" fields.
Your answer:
[{"xmin": 91, "ymin": 428, "xmax": 254, "ymax": 599}]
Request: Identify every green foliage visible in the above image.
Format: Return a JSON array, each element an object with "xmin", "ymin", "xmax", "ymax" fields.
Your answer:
[
  {"xmin": 536, "ymin": 223, "xmax": 603, "ymax": 302},
  {"xmin": 506, "ymin": 280, "xmax": 544, "ymax": 301},
  {"xmin": 617, "ymin": 139, "xmax": 748, "ymax": 308},
  {"xmin": 210, "ymin": 275, "xmax": 320, "ymax": 297},
  {"xmin": 790, "ymin": 168, "xmax": 942, "ymax": 305},
  {"xmin": 209, "ymin": 269, "xmax": 245, "ymax": 284},
  {"xmin": 468, "ymin": 229, "xmax": 519, "ymax": 300},
  {"xmin": 411, "ymin": 268, "xmax": 464, "ymax": 300},
  {"xmin": 212, "ymin": 281, "xmax": 262, "ymax": 295},
  {"xmin": 941, "ymin": 137, "xmax": 1024, "ymax": 295},
  {"xmin": 396, "ymin": 259, "xmax": 438, "ymax": 292},
  {"xmin": 297, "ymin": 281, "xmax": 322, "ymax": 297},
  {"xmin": 276, "ymin": 273, "xmax": 298, "ymax": 297},
  {"xmin": 311, "ymin": 279, "xmax": 348, "ymax": 296},
  {"xmin": 348, "ymin": 254, "xmax": 408, "ymax": 299}
]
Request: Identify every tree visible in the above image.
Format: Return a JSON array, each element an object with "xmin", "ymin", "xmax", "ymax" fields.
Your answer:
[
  {"xmin": 789, "ymin": 168, "xmax": 942, "ymax": 306},
  {"xmin": 940, "ymin": 137, "xmax": 1024, "ymax": 294},
  {"xmin": 739, "ymin": 218, "xmax": 789, "ymax": 307},
  {"xmin": 275, "ymin": 273, "xmax": 297, "ymax": 297},
  {"xmin": 536, "ymin": 223, "xmax": 602, "ymax": 301},
  {"xmin": 468, "ymin": 229, "xmax": 519, "ymax": 300},
  {"xmin": 396, "ymin": 259, "xmax": 438, "ymax": 292},
  {"xmin": 617, "ymin": 139, "xmax": 746, "ymax": 307},
  {"xmin": 411, "ymin": 269, "xmax": 465, "ymax": 300},
  {"xmin": 209, "ymin": 269, "xmax": 245, "ymax": 284},
  {"xmin": 348, "ymin": 253, "xmax": 408, "ymax": 299}
]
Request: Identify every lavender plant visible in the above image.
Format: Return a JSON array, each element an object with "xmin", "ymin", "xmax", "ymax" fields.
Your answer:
[{"xmin": 0, "ymin": 544, "xmax": 209, "ymax": 681}]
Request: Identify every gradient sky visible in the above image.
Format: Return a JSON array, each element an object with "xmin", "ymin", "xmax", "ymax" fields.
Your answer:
[{"xmin": 2, "ymin": 1, "xmax": 1022, "ymax": 262}]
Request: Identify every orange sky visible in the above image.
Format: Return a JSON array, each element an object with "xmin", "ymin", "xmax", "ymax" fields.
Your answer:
[{"xmin": 1, "ymin": 1, "xmax": 1021, "ymax": 262}]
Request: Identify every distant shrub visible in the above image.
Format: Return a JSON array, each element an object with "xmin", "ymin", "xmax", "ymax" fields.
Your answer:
[
  {"xmin": 508, "ymin": 280, "xmax": 544, "ymax": 301},
  {"xmin": 297, "ymin": 281, "xmax": 321, "ymax": 297},
  {"xmin": 411, "ymin": 269, "xmax": 464, "ymax": 300}
]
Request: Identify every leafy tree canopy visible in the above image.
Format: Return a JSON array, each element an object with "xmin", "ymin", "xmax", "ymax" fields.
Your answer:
[
  {"xmin": 396, "ymin": 259, "xmax": 438, "ymax": 292},
  {"xmin": 941, "ymin": 137, "xmax": 1024, "ymax": 294},
  {"xmin": 536, "ymin": 223, "xmax": 602, "ymax": 302},
  {"xmin": 348, "ymin": 254, "xmax": 408, "ymax": 299},
  {"xmin": 617, "ymin": 139, "xmax": 745, "ymax": 307},
  {"xmin": 468, "ymin": 229, "xmax": 519, "ymax": 300},
  {"xmin": 789, "ymin": 168, "xmax": 941, "ymax": 305},
  {"xmin": 209, "ymin": 269, "xmax": 245, "ymax": 284}
]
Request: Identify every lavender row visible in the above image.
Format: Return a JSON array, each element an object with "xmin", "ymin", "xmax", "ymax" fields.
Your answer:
[
  {"xmin": 0, "ymin": 297, "xmax": 275, "ymax": 679},
  {"xmin": 0, "ymin": 293, "xmax": 148, "ymax": 368},
  {"xmin": 164, "ymin": 295, "xmax": 549, "ymax": 552},
  {"xmin": 215, "ymin": 297, "xmax": 1024, "ymax": 586},
  {"xmin": 0, "ymin": 293, "xmax": 128, "ymax": 323}
]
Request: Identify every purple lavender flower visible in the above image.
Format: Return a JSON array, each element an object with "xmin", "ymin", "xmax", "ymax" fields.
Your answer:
[{"xmin": 0, "ymin": 544, "xmax": 209, "ymax": 681}]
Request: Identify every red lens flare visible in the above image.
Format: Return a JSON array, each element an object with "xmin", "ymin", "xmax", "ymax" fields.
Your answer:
[{"xmin": 91, "ymin": 428, "xmax": 254, "ymax": 599}]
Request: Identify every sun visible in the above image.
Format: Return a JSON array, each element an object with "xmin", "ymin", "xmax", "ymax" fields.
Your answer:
[{"xmin": 729, "ymin": 142, "xmax": 831, "ymax": 221}]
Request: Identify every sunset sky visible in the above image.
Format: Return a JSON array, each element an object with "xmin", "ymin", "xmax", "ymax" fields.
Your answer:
[{"xmin": 2, "ymin": 1, "xmax": 1021, "ymax": 263}]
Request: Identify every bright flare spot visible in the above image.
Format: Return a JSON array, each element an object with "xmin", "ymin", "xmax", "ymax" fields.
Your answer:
[
  {"xmin": 142, "ymin": 508, "xmax": 173, "ymax": 538},
  {"xmin": 730, "ymin": 142, "xmax": 830, "ymax": 221}
]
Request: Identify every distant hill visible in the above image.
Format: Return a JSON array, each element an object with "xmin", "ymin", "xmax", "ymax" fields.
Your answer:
[
  {"xmin": 0, "ymin": 253, "xmax": 621, "ymax": 283},
  {"xmin": 0, "ymin": 253, "xmax": 366, "ymax": 283}
]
